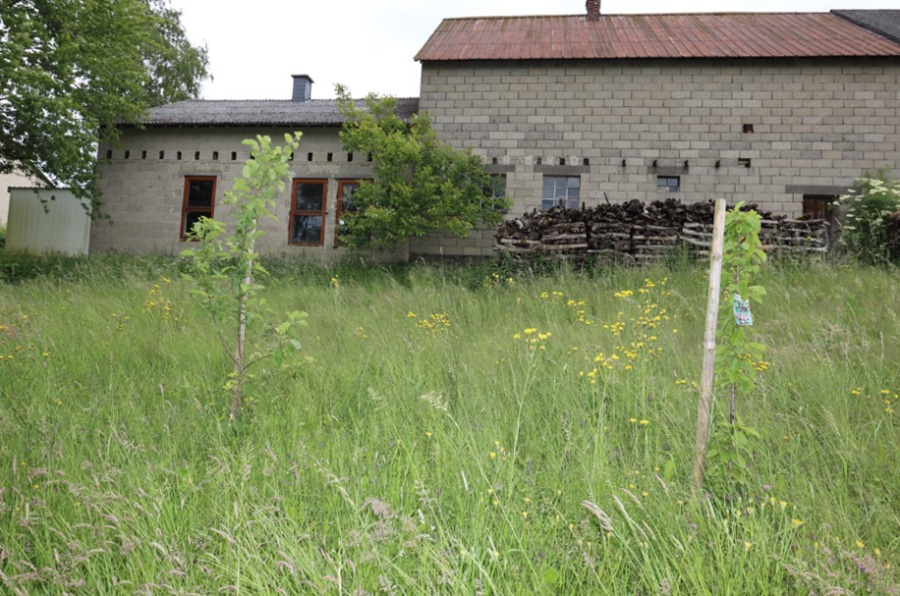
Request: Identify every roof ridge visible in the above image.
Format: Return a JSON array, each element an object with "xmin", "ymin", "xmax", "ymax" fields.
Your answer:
[
  {"xmin": 168, "ymin": 97, "xmax": 420, "ymax": 103},
  {"xmin": 438, "ymin": 11, "xmax": 832, "ymax": 21}
]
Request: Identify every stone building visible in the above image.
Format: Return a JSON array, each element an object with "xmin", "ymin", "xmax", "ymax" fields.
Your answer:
[
  {"xmin": 93, "ymin": 6, "xmax": 900, "ymax": 259},
  {"xmin": 409, "ymin": 5, "xmax": 900, "ymax": 257},
  {"xmin": 92, "ymin": 75, "xmax": 417, "ymax": 259}
]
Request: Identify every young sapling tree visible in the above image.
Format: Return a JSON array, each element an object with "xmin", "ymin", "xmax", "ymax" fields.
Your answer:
[
  {"xmin": 182, "ymin": 132, "xmax": 306, "ymax": 422},
  {"xmin": 706, "ymin": 202, "xmax": 767, "ymax": 495}
]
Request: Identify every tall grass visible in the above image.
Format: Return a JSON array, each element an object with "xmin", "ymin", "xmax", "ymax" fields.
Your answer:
[{"xmin": 1, "ymin": 254, "xmax": 898, "ymax": 594}]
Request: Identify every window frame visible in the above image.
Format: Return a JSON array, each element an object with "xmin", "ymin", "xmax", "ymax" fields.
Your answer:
[
  {"xmin": 334, "ymin": 179, "xmax": 364, "ymax": 248},
  {"xmin": 541, "ymin": 175, "xmax": 581, "ymax": 210},
  {"xmin": 482, "ymin": 174, "xmax": 508, "ymax": 212},
  {"xmin": 657, "ymin": 176, "xmax": 681, "ymax": 193},
  {"xmin": 180, "ymin": 176, "xmax": 217, "ymax": 240},
  {"xmin": 289, "ymin": 178, "xmax": 328, "ymax": 246}
]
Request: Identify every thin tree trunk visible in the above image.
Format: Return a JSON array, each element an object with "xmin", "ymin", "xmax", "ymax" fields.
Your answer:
[
  {"xmin": 229, "ymin": 224, "xmax": 257, "ymax": 422},
  {"xmin": 693, "ymin": 199, "xmax": 726, "ymax": 490}
]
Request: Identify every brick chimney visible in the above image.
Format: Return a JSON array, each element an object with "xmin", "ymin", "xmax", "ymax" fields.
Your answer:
[
  {"xmin": 291, "ymin": 74, "xmax": 313, "ymax": 102},
  {"xmin": 586, "ymin": 0, "xmax": 600, "ymax": 21}
]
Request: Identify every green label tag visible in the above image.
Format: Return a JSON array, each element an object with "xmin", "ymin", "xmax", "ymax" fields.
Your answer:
[{"xmin": 733, "ymin": 294, "xmax": 753, "ymax": 326}]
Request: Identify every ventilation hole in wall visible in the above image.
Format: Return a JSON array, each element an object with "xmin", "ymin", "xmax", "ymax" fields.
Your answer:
[
  {"xmin": 367, "ymin": 153, "xmax": 373, "ymax": 162},
  {"xmin": 348, "ymin": 153, "xmax": 353, "ymax": 162},
  {"xmin": 307, "ymin": 152, "xmax": 314, "ymax": 162},
  {"xmin": 288, "ymin": 152, "xmax": 294, "ymax": 161},
  {"xmin": 141, "ymin": 151, "xmax": 147, "ymax": 159},
  {"xmin": 159, "ymin": 151, "xmax": 165, "ymax": 159},
  {"xmin": 738, "ymin": 158, "xmax": 752, "ymax": 168},
  {"xmin": 177, "ymin": 151, "xmax": 182, "ymax": 160},
  {"xmin": 559, "ymin": 157, "xmax": 566, "ymax": 165},
  {"xmin": 583, "ymin": 158, "xmax": 590, "ymax": 166},
  {"xmin": 106, "ymin": 150, "xmax": 112, "ymax": 159},
  {"xmin": 742, "ymin": 124, "xmax": 754, "ymax": 133},
  {"xmin": 124, "ymin": 150, "xmax": 130, "ymax": 159},
  {"xmin": 492, "ymin": 157, "xmax": 498, "ymax": 165},
  {"xmin": 212, "ymin": 151, "xmax": 219, "ymax": 160},
  {"xmin": 231, "ymin": 151, "xmax": 237, "ymax": 160},
  {"xmin": 536, "ymin": 157, "xmax": 542, "ymax": 165},
  {"xmin": 327, "ymin": 152, "xmax": 333, "ymax": 162},
  {"xmin": 194, "ymin": 151, "xmax": 200, "ymax": 160}
]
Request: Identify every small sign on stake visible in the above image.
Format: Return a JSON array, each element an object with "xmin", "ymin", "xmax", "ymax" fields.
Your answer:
[{"xmin": 733, "ymin": 293, "xmax": 753, "ymax": 326}]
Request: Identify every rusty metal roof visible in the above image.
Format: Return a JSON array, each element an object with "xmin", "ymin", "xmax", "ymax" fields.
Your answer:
[{"xmin": 415, "ymin": 12, "xmax": 900, "ymax": 62}]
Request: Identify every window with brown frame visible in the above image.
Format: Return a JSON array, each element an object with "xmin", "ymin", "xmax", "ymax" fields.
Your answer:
[
  {"xmin": 181, "ymin": 176, "xmax": 216, "ymax": 240},
  {"xmin": 334, "ymin": 179, "xmax": 364, "ymax": 247},
  {"xmin": 290, "ymin": 178, "xmax": 327, "ymax": 245}
]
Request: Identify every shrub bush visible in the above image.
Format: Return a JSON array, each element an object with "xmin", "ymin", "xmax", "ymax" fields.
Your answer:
[{"xmin": 836, "ymin": 171, "xmax": 900, "ymax": 264}]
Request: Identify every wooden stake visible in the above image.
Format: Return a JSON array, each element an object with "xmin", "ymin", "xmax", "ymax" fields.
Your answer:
[{"xmin": 693, "ymin": 198, "xmax": 727, "ymax": 490}]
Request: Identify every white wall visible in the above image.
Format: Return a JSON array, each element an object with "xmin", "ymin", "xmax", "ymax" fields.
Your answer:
[{"xmin": 6, "ymin": 188, "xmax": 91, "ymax": 255}]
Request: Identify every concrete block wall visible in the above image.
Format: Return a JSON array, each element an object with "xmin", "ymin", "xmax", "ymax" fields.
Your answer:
[
  {"xmin": 92, "ymin": 126, "xmax": 408, "ymax": 261},
  {"xmin": 414, "ymin": 56, "xmax": 900, "ymax": 257}
]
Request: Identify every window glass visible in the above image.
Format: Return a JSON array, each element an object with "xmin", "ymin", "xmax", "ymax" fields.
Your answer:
[
  {"xmin": 542, "ymin": 175, "xmax": 580, "ymax": 210},
  {"xmin": 482, "ymin": 174, "xmax": 507, "ymax": 211},
  {"xmin": 294, "ymin": 182, "xmax": 325, "ymax": 211},
  {"xmin": 187, "ymin": 179, "xmax": 214, "ymax": 207},
  {"xmin": 291, "ymin": 215, "xmax": 324, "ymax": 244},
  {"xmin": 183, "ymin": 212, "xmax": 206, "ymax": 237},
  {"xmin": 290, "ymin": 179, "xmax": 327, "ymax": 245},
  {"xmin": 657, "ymin": 176, "xmax": 680, "ymax": 193},
  {"xmin": 335, "ymin": 180, "xmax": 363, "ymax": 247},
  {"xmin": 181, "ymin": 176, "xmax": 216, "ymax": 239}
]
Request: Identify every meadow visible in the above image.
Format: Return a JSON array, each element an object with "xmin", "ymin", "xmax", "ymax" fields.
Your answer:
[{"xmin": 0, "ymin": 253, "xmax": 898, "ymax": 594}]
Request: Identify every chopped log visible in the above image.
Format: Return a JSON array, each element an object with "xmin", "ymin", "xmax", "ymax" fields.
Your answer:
[{"xmin": 494, "ymin": 199, "xmax": 829, "ymax": 263}]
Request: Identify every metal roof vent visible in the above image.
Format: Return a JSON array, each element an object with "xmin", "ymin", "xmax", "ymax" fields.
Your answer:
[{"xmin": 291, "ymin": 74, "xmax": 313, "ymax": 102}]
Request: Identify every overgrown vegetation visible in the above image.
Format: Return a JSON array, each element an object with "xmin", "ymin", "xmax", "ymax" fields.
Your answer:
[
  {"xmin": 1, "ymin": 253, "xmax": 898, "ymax": 593},
  {"xmin": 836, "ymin": 170, "xmax": 900, "ymax": 264}
]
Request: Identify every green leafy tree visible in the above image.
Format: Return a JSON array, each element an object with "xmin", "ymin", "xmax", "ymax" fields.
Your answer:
[
  {"xmin": 0, "ymin": 0, "xmax": 209, "ymax": 208},
  {"xmin": 182, "ymin": 133, "xmax": 306, "ymax": 423},
  {"xmin": 335, "ymin": 85, "xmax": 508, "ymax": 248}
]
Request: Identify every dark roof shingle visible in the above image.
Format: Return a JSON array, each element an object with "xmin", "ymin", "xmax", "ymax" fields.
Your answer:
[
  {"xmin": 832, "ymin": 9, "xmax": 900, "ymax": 45},
  {"xmin": 415, "ymin": 12, "xmax": 900, "ymax": 62},
  {"xmin": 135, "ymin": 98, "xmax": 419, "ymax": 127}
]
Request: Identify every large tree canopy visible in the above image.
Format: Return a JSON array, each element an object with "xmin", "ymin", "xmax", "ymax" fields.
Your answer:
[
  {"xmin": 336, "ymin": 86, "xmax": 508, "ymax": 249},
  {"xmin": 0, "ymin": 0, "xmax": 209, "ymax": 205}
]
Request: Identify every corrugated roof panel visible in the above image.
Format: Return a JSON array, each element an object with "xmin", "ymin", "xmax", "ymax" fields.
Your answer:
[{"xmin": 414, "ymin": 12, "xmax": 900, "ymax": 62}]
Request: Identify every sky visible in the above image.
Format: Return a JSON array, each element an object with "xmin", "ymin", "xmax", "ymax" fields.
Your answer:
[{"xmin": 171, "ymin": 0, "xmax": 898, "ymax": 101}]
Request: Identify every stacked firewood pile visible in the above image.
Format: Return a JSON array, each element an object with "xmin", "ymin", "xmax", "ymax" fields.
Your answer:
[{"xmin": 495, "ymin": 199, "xmax": 829, "ymax": 262}]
